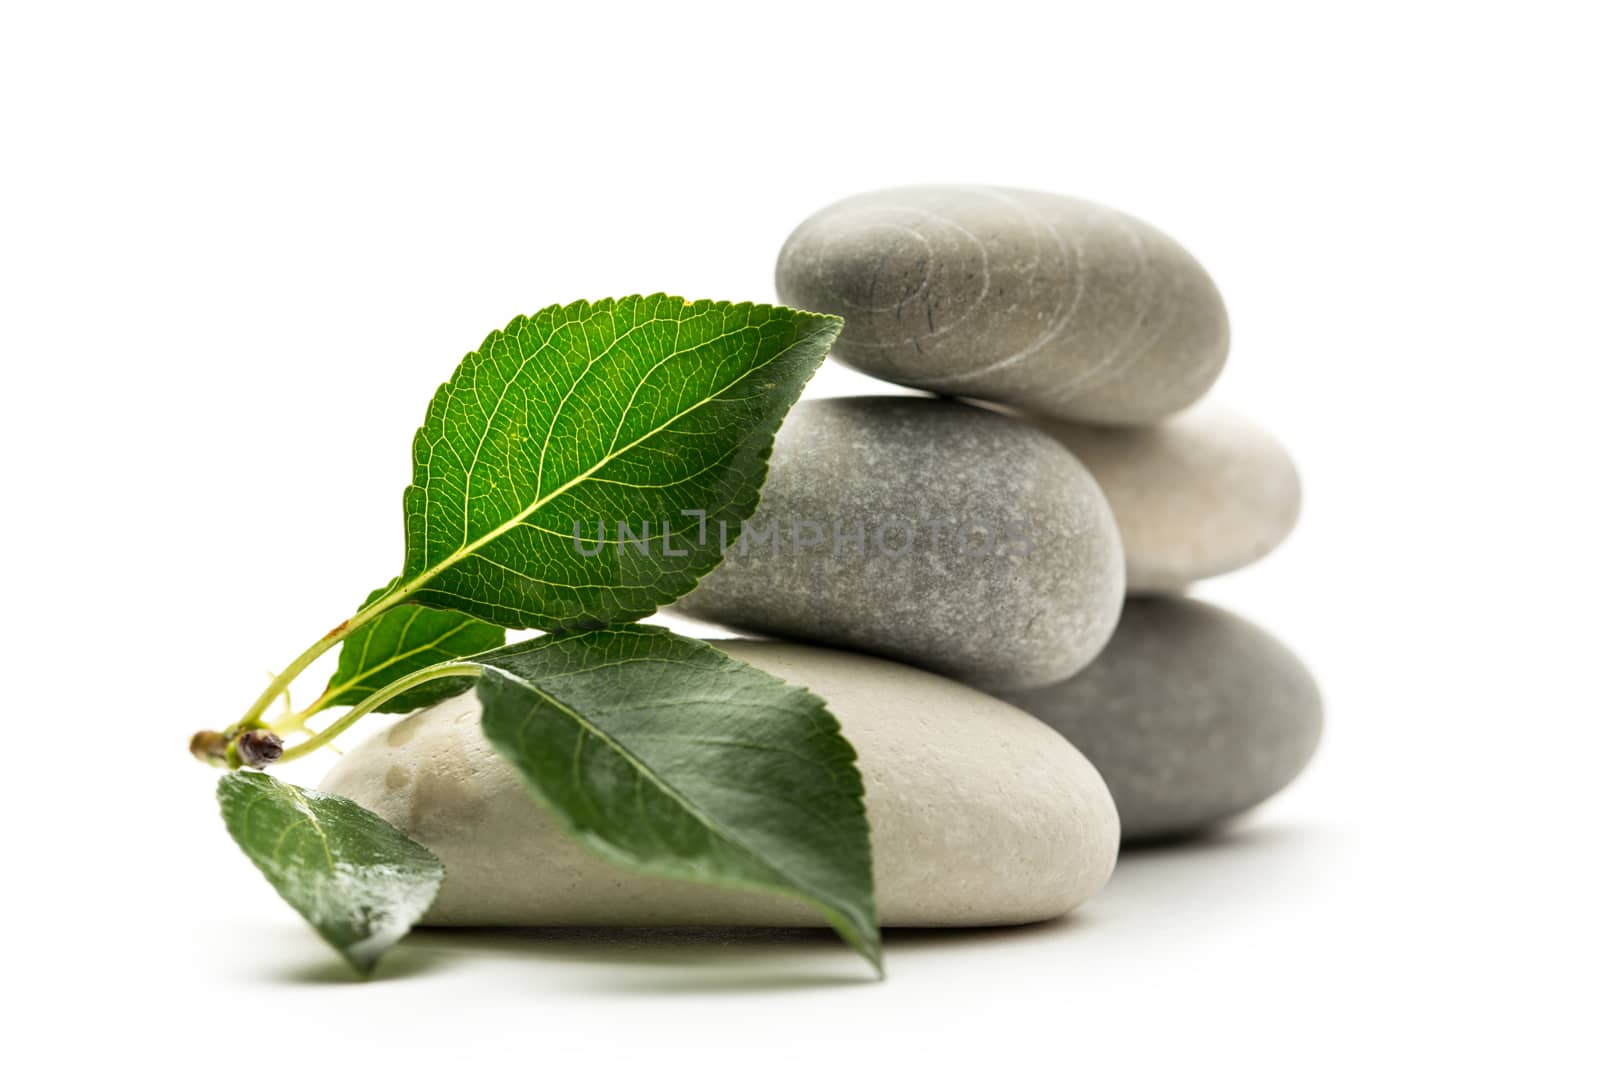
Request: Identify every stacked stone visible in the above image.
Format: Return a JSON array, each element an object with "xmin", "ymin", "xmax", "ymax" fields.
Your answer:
[
  {"xmin": 676, "ymin": 185, "xmax": 1321, "ymax": 853},
  {"xmin": 317, "ymin": 187, "xmax": 1320, "ymax": 932}
]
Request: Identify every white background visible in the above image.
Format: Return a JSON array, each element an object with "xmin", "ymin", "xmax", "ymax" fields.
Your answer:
[{"xmin": 4, "ymin": 2, "xmax": 1596, "ymax": 1063}]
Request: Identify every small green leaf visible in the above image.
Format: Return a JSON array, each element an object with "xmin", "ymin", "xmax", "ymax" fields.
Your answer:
[
  {"xmin": 323, "ymin": 583, "xmax": 505, "ymax": 711},
  {"xmin": 402, "ymin": 295, "xmax": 840, "ymax": 631},
  {"xmin": 217, "ymin": 771, "xmax": 445, "ymax": 975},
  {"xmin": 472, "ymin": 625, "xmax": 881, "ymax": 971}
]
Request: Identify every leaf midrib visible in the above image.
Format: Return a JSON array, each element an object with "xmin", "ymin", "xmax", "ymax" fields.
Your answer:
[
  {"xmin": 468, "ymin": 309, "xmax": 756, "ymax": 539},
  {"xmin": 405, "ymin": 329, "xmax": 807, "ymax": 601},
  {"xmin": 236, "ymin": 776, "xmax": 336, "ymax": 871},
  {"xmin": 335, "ymin": 617, "xmax": 486, "ymax": 699}
]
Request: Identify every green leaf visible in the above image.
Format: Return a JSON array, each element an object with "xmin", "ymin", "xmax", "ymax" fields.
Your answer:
[
  {"xmin": 217, "ymin": 771, "xmax": 445, "ymax": 975},
  {"xmin": 402, "ymin": 295, "xmax": 840, "ymax": 631},
  {"xmin": 323, "ymin": 583, "xmax": 505, "ymax": 711},
  {"xmin": 472, "ymin": 625, "xmax": 881, "ymax": 971}
]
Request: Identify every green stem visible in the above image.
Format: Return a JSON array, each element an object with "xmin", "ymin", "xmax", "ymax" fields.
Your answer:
[
  {"xmin": 267, "ymin": 694, "xmax": 328, "ymax": 738},
  {"xmin": 267, "ymin": 661, "xmax": 394, "ymax": 737},
  {"xmin": 275, "ymin": 661, "xmax": 484, "ymax": 765},
  {"xmin": 224, "ymin": 583, "xmax": 417, "ymax": 736},
  {"xmin": 228, "ymin": 536, "xmax": 506, "ymax": 740}
]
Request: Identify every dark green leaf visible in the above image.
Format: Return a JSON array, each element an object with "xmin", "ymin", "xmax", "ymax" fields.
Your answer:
[
  {"xmin": 217, "ymin": 771, "xmax": 445, "ymax": 975},
  {"xmin": 472, "ymin": 625, "xmax": 880, "ymax": 971},
  {"xmin": 323, "ymin": 583, "xmax": 505, "ymax": 711},
  {"xmin": 402, "ymin": 296, "xmax": 840, "ymax": 631}
]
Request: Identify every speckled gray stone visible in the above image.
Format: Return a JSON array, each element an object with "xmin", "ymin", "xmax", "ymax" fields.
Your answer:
[
  {"xmin": 994, "ymin": 598, "xmax": 1321, "ymax": 842},
  {"xmin": 319, "ymin": 641, "xmax": 1121, "ymax": 927},
  {"xmin": 670, "ymin": 396, "xmax": 1125, "ymax": 690},
  {"xmin": 776, "ymin": 186, "xmax": 1229, "ymax": 424},
  {"xmin": 1032, "ymin": 406, "xmax": 1302, "ymax": 592}
]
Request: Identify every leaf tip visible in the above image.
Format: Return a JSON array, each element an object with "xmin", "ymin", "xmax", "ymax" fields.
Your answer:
[{"xmin": 340, "ymin": 950, "xmax": 381, "ymax": 979}]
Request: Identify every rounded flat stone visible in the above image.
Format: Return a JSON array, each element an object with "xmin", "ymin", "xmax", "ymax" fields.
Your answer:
[
  {"xmin": 776, "ymin": 186, "xmax": 1229, "ymax": 424},
  {"xmin": 1031, "ymin": 406, "xmax": 1302, "ymax": 592},
  {"xmin": 994, "ymin": 597, "xmax": 1322, "ymax": 842},
  {"xmin": 670, "ymin": 396, "xmax": 1125, "ymax": 690},
  {"xmin": 319, "ymin": 641, "xmax": 1121, "ymax": 927}
]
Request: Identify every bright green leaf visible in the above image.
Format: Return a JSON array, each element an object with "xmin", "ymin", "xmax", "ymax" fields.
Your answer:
[
  {"xmin": 217, "ymin": 771, "xmax": 445, "ymax": 975},
  {"xmin": 472, "ymin": 625, "xmax": 881, "ymax": 972},
  {"xmin": 323, "ymin": 583, "xmax": 505, "ymax": 712},
  {"xmin": 402, "ymin": 295, "xmax": 840, "ymax": 631}
]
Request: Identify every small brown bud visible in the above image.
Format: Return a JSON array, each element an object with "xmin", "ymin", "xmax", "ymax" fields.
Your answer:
[
  {"xmin": 236, "ymin": 730, "xmax": 285, "ymax": 769},
  {"xmin": 189, "ymin": 730, "xmax": 229, "ymax": 766}
]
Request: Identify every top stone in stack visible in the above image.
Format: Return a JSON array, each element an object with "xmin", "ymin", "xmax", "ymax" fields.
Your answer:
[
  {"xmin": 768, "ymin": 185, "xmax": 1302, "ymax": 596},
  {"xmin": 775, "ymin": 185, "xmax": 1230, "ymax": 425}
]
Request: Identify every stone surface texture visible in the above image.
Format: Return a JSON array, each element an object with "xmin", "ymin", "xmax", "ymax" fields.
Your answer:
[
  {"xmin": 776, "ymin": 185, "xmax": 1229, "ymax": 424},
  {"xmin": 670, "ymin": 396, "xmax": 1125, "ymax": 690},
  {"xmin": 1032, "ymin": 406, "xmax": 1302, "ymax": 592},
  {"xmin": 994, "ymin": 597, "xmax": 1322, "ymax": 842},
  {"xmin": 320, "ymin": 641, "xmax": 1121, "ymax": 927}
]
